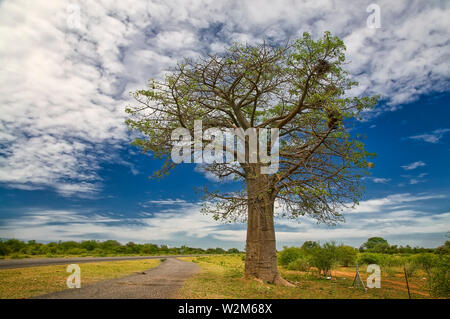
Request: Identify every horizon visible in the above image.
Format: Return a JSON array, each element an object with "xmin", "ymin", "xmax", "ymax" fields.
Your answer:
[{"xmin": 1, "ymin": 236, "xmax": 446, "ymax": 251}]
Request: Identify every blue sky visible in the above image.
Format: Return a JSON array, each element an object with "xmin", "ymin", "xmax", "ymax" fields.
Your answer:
[{"xmin": 0, "ymin": 0, "xmax": 449, "ymax": 249}]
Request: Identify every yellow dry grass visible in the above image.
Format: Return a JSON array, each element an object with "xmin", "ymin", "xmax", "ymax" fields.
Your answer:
[
  {"xmin": 0, "ymin": 259, "xmax": 160, "ymax": 299},
  {"xmin": 177, "ymin": 255, "xmax": 431, "ymax": 299}
]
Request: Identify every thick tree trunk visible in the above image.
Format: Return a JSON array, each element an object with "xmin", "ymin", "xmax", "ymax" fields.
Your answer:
[{"xmin": 244, "ymin": 174, "xmax": 292, "ymax": 286}]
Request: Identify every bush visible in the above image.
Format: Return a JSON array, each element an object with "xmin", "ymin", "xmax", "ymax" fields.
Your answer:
[
  {"xmin": 301, "ymin": 241, "xmax": 320, "ymax": 253},
  {"xmin": 412, "ymin": 253, "xmax": 437, "ymax": 275},
  {"xmin": 4, "ymin": 239, "xmax": 26, "ymax": 253},
  {"xmin": 427, "ymin": 255, "xmax": 449, "ymax": 298},
  {"xmin": 337, "ymin": 245, "xmax": 357, "ymax": 267},
  {"xmin": 310, "ymin": 242, "xmax": 338, "ymax": 276},
  {"xmin": 403, "ymin": 259, "xmax": 419, "ymax": 278},
  {"xmin": 435, "ymin": 241, "xmax": 450, "ymax": 255},
  {"xmin": 278, "ymin": 247, "xmax": 303, "ymax": 267},
  {"xmin": 0, "ymin": 242, "xmax": 10, "ymax": 256},
  {"xmin": 381, "ymin": 255, "xmax": 405, "ymax": 267},
  {"xmin": 80, "ymin": 240, "xmax": 99, "ymax": 251},
  {"xmin": 357, "ymin": 252, "xmax": 383, "ymax": 265},
  {"xmin": 383, "ymin": 266, "xmax": 397, "ymax": 276},
  {"xmin": 227, "ymin": 248, "xmax": 240, "ymax": 254},
  {"xmin": 287, "ymin": 256, "xmax": 311, "ymax": 271}
]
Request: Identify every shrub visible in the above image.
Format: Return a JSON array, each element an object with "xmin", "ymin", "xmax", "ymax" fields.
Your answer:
[
  {"xmin": 287, "ymin": 256, "xmax": 311, "ymax": 271},
  {"xmin": 227, "ymin": 248, "xmax": 240, "ymax": 254},
  {"xmin": 0, "ymin": 242, "xmax": 10, "ymax": 256},
  {"xmin": 357, "ymin": 252, "xmax": 383, "ymax": 265},
  {"xmin": 278, "ymin": 247, "xmax": 303, "ymax": 267},
  {"xmin": 4, "ymin": 239, "xmax": 26, "ymax": 253},
  {"xmin": 80, "ymin": 240, "xmax": 98, "ymax": 251},
  {"xmin": 412, "ymin": 253, "xmax": 437, "ymax": 275},
  {"xmin": 383, "ymin": 266, "xmax": 397, "ymax": 276},
  {"xmin": 310, "ymin": 242, "xmax": 338, "ymax": 276},
  {"xmin": 301, "ymin": 241, "xmax": 320, "ymax": 253},
  {"xmin": 427, "ymin": 255, "xmax": 449, "ymax": 298},
  {"xmin": 403, "ymin": 259, "xmax": 419, "ymax": 278},
  {"xmin": 381, "ymin": 255, "xmax": 405, "ymax": 267},
  {"xmin": 337, "ymin": 245, "xmax": 357, "ymax": 267},
  {"xmin": 435, "ymin": 241, "xmax": 450, "ymax": 255}
]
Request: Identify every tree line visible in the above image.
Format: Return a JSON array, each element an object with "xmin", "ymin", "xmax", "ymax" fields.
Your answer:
[
  {"xmin": 358, "ymin": 237, "xmax": 450, "ymax": 254},
  {"xmin": 0, "ymin": 239, "xmax": 241, "ymax": 258},
  {"xmin": 1, "ymin": 237, "xmax": 448, "ymax": 258}
]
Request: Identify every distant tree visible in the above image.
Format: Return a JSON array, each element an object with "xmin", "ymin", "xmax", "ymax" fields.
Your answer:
[
  {"xmin": 126, "ymin": 32, "xmax": 376, "ymax": 284},
  {"xmin": 59, "ymin": 241, "xmax": 79, "ymax": 252},
  {"xmin": 80, "ymin": 240, "xmax": 98, "ymax": 251},
  {"xmin": 159, "ymin": 245, "xmax": 169, "ymax": 253},
  {"xmin": 435, "ymin": 240, "xmax": 450, "ymax": 255},
  {"xmin": 100, "ymin": 240, "xmax": 121, "ymax": 253},
  {"xmin": 301, "ymin": 241, "xmax": 320, "ymax": 252},
  {"xmin": 142, "ymin": 243, "xmax": 159, "ymax": 254},
  {"xmin": 361, "ymin": 237, "xmax": 389, "ymax": 252},
  {"xmin": 0, "ymin": 240, "xmax": 9, "ymax": 256},
  {"xmin": 399, "ymin": 245, "xmax": 413, "ymax": 254},
  {"xmin": 278, "ymin": 247, "xmax": 303, "ymax": 266},
  {"xmin": 126, "ymin": 242, "xmax": 141, "ymax": 254},
  {"xmin": 214, "ymin": 247, "xmax": 226, "ymax": 254},
  {"xmin": 227, "ymin": 248, "xmax": 240, "ymax": 254},
  {"xmin": 388, "ymin": 244, "xmax": 398, "ymax": 254},
  {"xmin": 5, "ymin": 239, "xmax": 26, "ymax": 252}
]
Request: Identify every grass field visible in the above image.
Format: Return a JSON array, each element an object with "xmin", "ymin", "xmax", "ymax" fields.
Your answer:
[
  {"xmin": 177, "ymin": 255, "xmax": 432, "ymax": 299},
  {"xmin": 0, "ymin": 259, "xmax": 161, "ymax": 299}
]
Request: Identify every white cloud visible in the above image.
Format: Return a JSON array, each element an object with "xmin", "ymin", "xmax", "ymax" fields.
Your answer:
[
  {"xmin": 401, "ymin": 161, "xmax": 426, "ymax": 170},
  {"xmin": 143, "ymin": 199, "xmax": 189, "ymax": 205},
  {"xmin": 371, "ymin": 177, "xmax": 391, "ymax": 184},
  {"xmin": 0, "ymin": 193, "xmax": 447, "ymax": 248},
  {"xmin": 408, "ymin": 128, "xmax": 450, "ymax": 144},
  {"xmin": 343, "ymin": 193, "xmax": 445, "ymax": 214},
  {"xmin": 0, "ymin": 0, "xmax": 449, "ymax": 195}
]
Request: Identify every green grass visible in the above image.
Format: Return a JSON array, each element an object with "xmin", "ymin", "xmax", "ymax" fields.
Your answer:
[
  {"xmin": 0, "ymin": 259, "xmax": 161, "ymax": 299},
  {"xmin": 178, "ymin": 255, "xmax": 431, "ymax": 299}
]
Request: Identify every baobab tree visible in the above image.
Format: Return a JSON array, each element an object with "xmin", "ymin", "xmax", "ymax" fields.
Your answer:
[{"xmin": 125, "ymin": 32, "xmax": 377, "ymax": 285}]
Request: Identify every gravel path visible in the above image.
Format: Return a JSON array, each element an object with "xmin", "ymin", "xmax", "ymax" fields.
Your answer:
[{"xmin": 34, "ymin": 258, "xmax": 200, "ymax": 299}]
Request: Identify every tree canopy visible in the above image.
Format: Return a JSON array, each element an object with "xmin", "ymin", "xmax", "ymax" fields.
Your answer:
[{"xmin": 126, "ymin": 31, "xmax": 377, "ymax": 224}]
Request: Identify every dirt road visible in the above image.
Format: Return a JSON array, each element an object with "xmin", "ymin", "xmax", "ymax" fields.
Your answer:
[{"xmin": 34, "ymin": 258, "xmax": 199, "ymax": 299}]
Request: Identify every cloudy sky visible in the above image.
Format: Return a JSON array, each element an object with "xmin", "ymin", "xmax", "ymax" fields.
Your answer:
[{"xmin": 0, "ymin": 0, "xmax": 449, "ymax": 249}]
